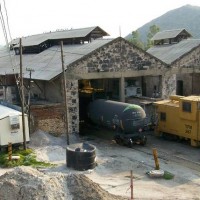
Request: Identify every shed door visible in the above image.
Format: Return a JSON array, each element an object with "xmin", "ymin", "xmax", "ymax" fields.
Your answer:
[{"xmin": 177, "ymin": 80, "xmax": 183, "ymax": 96}]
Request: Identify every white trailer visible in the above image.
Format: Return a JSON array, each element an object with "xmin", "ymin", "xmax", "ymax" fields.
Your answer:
[{"xmin": 0, "ymin": 105, "xmax": 29, "ymax": 147}]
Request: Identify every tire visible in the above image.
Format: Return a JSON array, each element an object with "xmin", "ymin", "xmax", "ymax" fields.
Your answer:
[
  {"xmin": 140, "ymin": 136, "xmax": 147, "ymax": 146},
  {"xmin": 114, "ymin": 135, "xmax": 123, "ymax": 145},
  {"xmin": 127, "ymin": 138, "xmax": 133, "ymax": 148}
]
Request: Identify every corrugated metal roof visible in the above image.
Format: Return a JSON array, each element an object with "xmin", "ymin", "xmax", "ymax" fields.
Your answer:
[
  {"xmin": 0, "ymin": 38, "xmax": 113, "ymax": 80},
  {"xmin": 11, "ymin": 26, "xmax": 109, "ymax": 47},
  {"xmin": 147, "ymin": 39, "xmax": 200, "ymax": 64},
  {"xmin": 182, "ymin": 96, "xmax": 200, "ymax": 101},
  {"xmin": 0, "ymin": 104, "xmax": 21, "ymax": 119},
  {"xmin": 151, "ymin": 29, "xmax": 190, "ymax": 41}
]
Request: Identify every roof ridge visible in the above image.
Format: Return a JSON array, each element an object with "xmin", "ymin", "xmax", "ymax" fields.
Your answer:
[
  {"xmin": 159, "ymin": 28, "xmax": 185, "ymax": 32},
  {"xmin": 11, "ymin": 26, "xmax": 99, "ymax": 41}
]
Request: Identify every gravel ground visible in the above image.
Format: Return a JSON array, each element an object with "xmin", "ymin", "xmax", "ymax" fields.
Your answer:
[{"xmin": 0, "ymin": 130, "xmax": 200, "ymax": 199}]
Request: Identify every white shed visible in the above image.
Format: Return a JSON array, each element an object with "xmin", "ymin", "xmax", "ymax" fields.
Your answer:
[{"xmin": 0, "ymin": 105, "xmax": 29, "ymax": 146}]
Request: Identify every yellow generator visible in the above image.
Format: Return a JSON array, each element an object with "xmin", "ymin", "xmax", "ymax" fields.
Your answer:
[{"xmin": 154, "ymin": 95, "xmax": 200, "ymax": 147}]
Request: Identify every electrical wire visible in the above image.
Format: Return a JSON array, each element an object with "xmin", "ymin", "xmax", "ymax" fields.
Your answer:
[
  {"xmin": 0, "ymin": 1, "xmax": 24, "ymax": 104},
  {"xmin": 3, "ymin": 0, "xmax": 12, "ymax": 42},
  {"xmin": 48, "ymin": 48, "xmax": 86, "ymax": 56}
]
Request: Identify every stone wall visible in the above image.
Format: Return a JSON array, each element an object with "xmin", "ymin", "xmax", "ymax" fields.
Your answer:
[
  {"xmin": 68, "ymin": 38, "xmax": 166, "ymax": 74},
  {"xmin": 29, "ymin": 79, "xmax": 78, "ymax": 136},
  {"xmin": 161, "ymin": 74, "xmax": 176, "ymax": 99},
  {"xmin": 66, "ymin": 79, "xmax": 79, "ymax": 134},
  {"xmin": 29, "ymin": 78, "xmax": 79, "ymax": 136},
  {"xmin": 172, "ymin": 45, "xmax": 200, "ymax": 97},
  {"xmin": 172, "ymin": 46, "xmax": 200, "ymax": 69},
  {"xmin": 30, "ymin": 104, "xmax": 65, "ymax": 136}
]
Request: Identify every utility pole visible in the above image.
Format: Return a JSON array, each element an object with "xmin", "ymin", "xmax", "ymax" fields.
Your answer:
[
  {"xmin": 26, "ymin": 67, "xmax": 34, "ymax": 136},
  {"xmin": 20, "ymin": 38, "xmax": 27, "ymax": 150},
  {"xmin": 60, "ymin": 41, "xmax": 69, "ymax": 145},
  {"xmin": 4, "ymin": 73, "xmax": 7, "ymax": 101}
]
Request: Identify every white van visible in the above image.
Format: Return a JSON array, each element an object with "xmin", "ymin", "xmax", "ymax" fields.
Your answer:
[{"xmin": 125, "ymin": 86, "xmax": 142, "ymax": 97}]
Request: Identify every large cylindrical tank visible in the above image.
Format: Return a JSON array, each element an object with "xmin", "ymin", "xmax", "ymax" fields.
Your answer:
[{"xmin": 87, "ymin": 99, "xmax": 146, "ymax": 134}]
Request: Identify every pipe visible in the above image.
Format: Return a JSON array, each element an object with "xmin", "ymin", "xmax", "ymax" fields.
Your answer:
[{"xmin": 152, "ymin": 148, "xmax": 160, "ymax": 170}]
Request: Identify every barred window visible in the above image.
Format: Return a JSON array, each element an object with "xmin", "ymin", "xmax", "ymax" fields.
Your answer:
[
  {"xmin": 182, "ymin": 102, "xmax": 191, "ymax": 112},
  {"xmin": 160, "ymin": 112, "xmax": 166, "ymax": 121}
]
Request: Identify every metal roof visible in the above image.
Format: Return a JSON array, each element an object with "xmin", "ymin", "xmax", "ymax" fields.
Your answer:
[
  {"xmin": 182, "ymin": 96, "xmax": 200, "ymax": 101},
  {"xmin": 0, "ymin": 38, "xmax": 113, "ymax": 80},
  {"xmin": 147, "ymin": 39, "xmax": 200, "ymax": 64},
  {"xmin": 0, "ymin": 104, "xmax": 21, "ymax": 119},
  {"xmin": 11, "ymin": 26, "xmax": 109, "ymax": 47},
  {"xmin": 151, "ymin": 29, "xmax": 191, "ymax": 41}
]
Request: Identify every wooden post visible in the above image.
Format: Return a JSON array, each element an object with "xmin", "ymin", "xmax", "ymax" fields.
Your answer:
[
  {"xmin": 20, "ymin": 38, "xmax": 27, "ymax": 150},
  {"xmin": 8, "ymin": 143, "xmax": 12, "ymax": 161},
  {"xmin": 152, "ymin": 148, "xmax": 160, "ymax": 170},
  {"xmin": 60, "ymin": 41, "xmax": 69, "ymax": 145},
  {"xmin": 130, "ymin": 170, "xmax": 133, "ymax": 200},
  {"xmin": 26, "ymin": 68, "xmax": 34, "ymax": 135}
]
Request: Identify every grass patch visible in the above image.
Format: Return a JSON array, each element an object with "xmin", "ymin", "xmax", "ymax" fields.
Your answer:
[
  {"xmin": 163, "ymin": 171, "xmax": 174, "ymax": 180},
  {"xmin": 0, "ymin": 148, "xmax": 55, "ymax": 168}
]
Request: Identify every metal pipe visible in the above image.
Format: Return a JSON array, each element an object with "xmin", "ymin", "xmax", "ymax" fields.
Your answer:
[
  {"xmin": 130, "ymin": 170, "xmax": 134, "ymax": 200},
  {"xmin": 152, "ymin": 148, "xmax": 160, "ymax": 170}
]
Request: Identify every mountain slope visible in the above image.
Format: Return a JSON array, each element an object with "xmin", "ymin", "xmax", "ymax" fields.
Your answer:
[{"xmin": 126, "ymin": 5, "xmax": 200, "ymax": 42}]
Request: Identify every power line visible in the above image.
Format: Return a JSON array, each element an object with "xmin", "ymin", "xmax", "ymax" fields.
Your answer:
[
  {"xmin": 48, "ymin": 47, "xmax": 86, "ymax": 56},
  {"xmin": 0, "ymin": 3, "xmax": 9, "ymax": 44},
  {"xmin": 2, "ymin": 0, "xmax": 12, "ymax": 42},
  {"xmin": 0, "ymin": 2, "xmax": 23, "ymax": 105}
]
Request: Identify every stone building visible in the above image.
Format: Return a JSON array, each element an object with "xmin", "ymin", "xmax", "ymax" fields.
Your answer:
[
  {"xmin": 1, "ymin": 26, "xmax": 200, "ymax": 135},
  {"xmin": 147, "ymin": 28, "xmax": 200, "ymax": 98}
]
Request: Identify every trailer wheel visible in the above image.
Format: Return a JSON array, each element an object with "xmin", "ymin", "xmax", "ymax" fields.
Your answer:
[
  {"xmin": 114, "ymin": 135, "xmax": 123, "ymax": 145},
  {"xmin": 140, "ymin": 136, "xmax": 147, "ymax": 146},
  {"xmin": 127, "ymin": 138, "xmax": 133, "ymax": 148}
]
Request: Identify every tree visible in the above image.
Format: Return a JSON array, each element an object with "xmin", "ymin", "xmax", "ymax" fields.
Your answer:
[
  {"xmin": 146, "ymin": 25, "xmax": 160, "ymax": 50},
  {"xmin": 129, "ymin": 30, "xmax": 144, "ymax": 49}
]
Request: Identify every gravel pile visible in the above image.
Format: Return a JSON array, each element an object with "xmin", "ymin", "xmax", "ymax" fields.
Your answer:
[
  {"xmin": 0, "ymin": 166, "xmax": 70, "ymax": 200},
  {"xmin": 0, "ymin": 166, "xmax": 126, "ymax": 200}
]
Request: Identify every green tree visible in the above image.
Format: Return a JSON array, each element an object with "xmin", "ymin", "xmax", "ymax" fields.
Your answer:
[
  {"xmin": 129, "ymin": 30, "xmax": 144, "ymax": 49},
  {"xmin": 146, "ymin": 25, "xmax": 160, "ymax": 50}
]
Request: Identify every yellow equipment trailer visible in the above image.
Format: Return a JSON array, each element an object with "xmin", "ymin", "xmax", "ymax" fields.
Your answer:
[{"xmin": 154, "ymin": 95, "xmax": 200, "ymax": 147}]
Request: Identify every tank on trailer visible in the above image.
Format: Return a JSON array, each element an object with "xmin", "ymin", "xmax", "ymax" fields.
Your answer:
[{"xmin": 87, "ymin": 99, "xmax": 147, "ymax": 146}]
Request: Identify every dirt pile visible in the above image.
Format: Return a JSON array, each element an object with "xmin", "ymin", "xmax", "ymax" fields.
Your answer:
[
  {"xmin": 0, "ymin": 166, "xmax": 70, "ymax": 200},
  {"xmin": 0, "ymin": 166, "xmax": 126, "ymax": 200},
  {"xmin": 67, "ymin": 174, "xmax": 126, "ymax": 200}
]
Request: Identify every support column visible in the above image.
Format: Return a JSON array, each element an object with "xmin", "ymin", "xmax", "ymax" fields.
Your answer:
[
  {"xmin": 66, "ymin": 79, "xmax": 79, "ymax": 134},
  {"xmin": 161, "ymin": 74, "xmax": 176, "ymax": 99},
  {"xmin": 119, "ymin": 76, "xmax": 125, "ymax": 102}
]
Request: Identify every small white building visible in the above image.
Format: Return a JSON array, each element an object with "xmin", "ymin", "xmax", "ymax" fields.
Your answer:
[{"xmin": 0, "ymin": 104, "xmax": 29, "ymax": 146}]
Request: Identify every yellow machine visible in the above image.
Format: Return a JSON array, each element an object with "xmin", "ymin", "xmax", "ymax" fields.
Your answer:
[{"xmin": 154, "ymin": 95, "xmax": 200, "ymax": 147}]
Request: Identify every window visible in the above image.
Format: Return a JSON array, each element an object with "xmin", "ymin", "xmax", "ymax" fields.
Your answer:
[
  {"xmin": 182, "ymin": 102, "xmax": 191, "ymax": 112},
  {"xmin": 198, "ymin": 102, "xmax": 200, "ymax": 110},
  {"xmin": 160, "ymin": 112, "xmax": 166, "ymax": 121}
]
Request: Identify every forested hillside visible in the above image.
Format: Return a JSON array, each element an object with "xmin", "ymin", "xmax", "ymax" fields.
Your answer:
[{"xmin": 126, "ymin": 5, "xmax": 200, "ymax": 42}]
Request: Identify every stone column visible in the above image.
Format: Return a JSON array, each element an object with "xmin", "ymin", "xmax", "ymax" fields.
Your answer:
[
  {"xmin": 119, "ymin": 76, "xmax": 125, "ymax": 102},
  {"xmin": 66, "ymin": 79, "xmax": 79, "ymax": 134},
  {"xmin": 161, "ymin": 74, "xmax": 176, "ymax": 99}
]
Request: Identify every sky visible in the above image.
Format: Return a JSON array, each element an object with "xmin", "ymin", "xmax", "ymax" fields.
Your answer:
[{"xmin": 0, "ymin": 0, "xmax": 200, "ymax": 45}]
